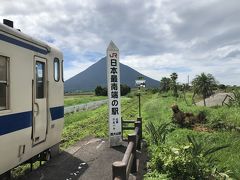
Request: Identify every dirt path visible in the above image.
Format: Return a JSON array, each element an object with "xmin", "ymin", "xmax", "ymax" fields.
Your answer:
[
  {"xmin": 18, "ymin": 137, "xmax": 146, "ymax": 180},
  {"xmin": 196, "ymin": 93, "xmax": 234, "ymax": 107}
]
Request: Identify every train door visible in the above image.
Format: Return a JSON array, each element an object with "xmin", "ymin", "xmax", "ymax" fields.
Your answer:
[{"xmin": 33, "ymin": 56, "xmax": 48, "ymax": 145}]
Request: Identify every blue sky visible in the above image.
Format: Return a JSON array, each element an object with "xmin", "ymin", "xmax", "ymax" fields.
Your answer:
[{"xmin": 1, "ymin": 0, "xmax": 240, "ymax": 85}]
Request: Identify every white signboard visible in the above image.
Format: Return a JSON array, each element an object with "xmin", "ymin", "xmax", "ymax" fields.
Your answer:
[
  {"xmin": 135, "ymin": 79, "xmax": 146, "ymax": 88},
  {"xmin": 107, "ymin": 41, "xmax": 122, "ymax": 147}
]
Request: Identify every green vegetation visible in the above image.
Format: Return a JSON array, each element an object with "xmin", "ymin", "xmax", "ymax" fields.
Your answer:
[
  {"xmin": 94, "ymin": 84, "xmax": 131, "ymax": 96},
  {"xmin": 61, "ymin": 94, "xmax": 143, "ymax": 149},
  {"xmin": 227, "ymin": 89, "xmax": 240, "ymax": 107},
  {"xmin": 192, "ymin": 73, "xmax": 218, "ymax": 106},
  {"xmin": 143, "ymin": 93, "xmax": 240, "ymax": 179},
  {"xmin": 62, "ymin": 103, "xmax": 108, "ymax": 148},
  {"xmin": 95, "ymin": 86, "xmax": 108, "ymax": 96},
  {"xmin": 160, "ymin": 77, "xmax": 171, "ymax": 92},
  {"xmin": 64, "ymin": 94, "xmax": 106, "ymax": 107},
  {"xmin": 63, "ymin": 88, "xmax": 240, "ymax": 179},
  {"xmin": 170, "ymin": 72, "xmax": 178, "ymax": 97}
]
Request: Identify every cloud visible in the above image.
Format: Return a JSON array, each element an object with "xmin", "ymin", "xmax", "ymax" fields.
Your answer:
[
  {"xmin": 224, "ymin": 50, "xmax": 240, "ymax": 58},
  {"xmin": 0, "ymin": 0, "xmax": 240, "ymax": 84}
]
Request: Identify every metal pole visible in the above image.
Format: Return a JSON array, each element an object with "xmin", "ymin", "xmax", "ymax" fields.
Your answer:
[
  {"xmin": 138, "ymin": 87, "xmax": 141, "ymax": 117},
  {"xmin": 121, "ymin": 117, "xmax": 123, "ymax": 140}
]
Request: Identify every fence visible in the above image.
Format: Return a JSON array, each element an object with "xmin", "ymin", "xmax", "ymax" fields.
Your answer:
[
  {"xmin": 222, "ymin": 93, "xmax": 235, "ymax": 106},
  {"xmin": 64, "ymin": 99, "xmax": 108, "ymax": 114},
  {"xmin": 112, "ymin": 118, "xmax": 142, "ymax": 180}
]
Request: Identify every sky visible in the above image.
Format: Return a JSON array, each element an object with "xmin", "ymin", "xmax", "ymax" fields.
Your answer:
[{"xmin": 1, "ymin": 0, "xmax": 240, "ymax": 85}]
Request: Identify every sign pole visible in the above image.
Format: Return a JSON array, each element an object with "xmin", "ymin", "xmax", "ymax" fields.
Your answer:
[
  {"xmin": 138, "ymin": 87, "xmax": 141, "ymax": 117},
  {"xmin": 135, "ymin": 77, "xmax": 145, "ymax": 118},
  {"xmin": 107, "ymin": 41, "xmax": 122, "ymax": 147}
]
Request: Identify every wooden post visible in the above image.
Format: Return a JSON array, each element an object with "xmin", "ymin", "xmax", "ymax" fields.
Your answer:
[
  {"xmin": 121, "ymin": 117, "xmax": 123, "ymax": 140},
  {"xmin": 112, "ymin": 161, "xmax": 126, "ymax": 180},
  {"xmin": 128, "ymin": 134, "xmax": 137, "ymax": 173},
  {"xmin": 137, "ymin": 118, "xmax": 142, "ymax": 143},
  {"xmin": 135, "ymin": 121, "xmax": 142, "ymax": 150},
  {"xmin": 137, "ymin": 117, "xmax": 142, "ymax": 123}
]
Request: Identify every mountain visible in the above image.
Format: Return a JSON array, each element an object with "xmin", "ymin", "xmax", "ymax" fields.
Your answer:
[{"xmin": 64, "ymin": 57, "xmax": 159, "ymax": 92}]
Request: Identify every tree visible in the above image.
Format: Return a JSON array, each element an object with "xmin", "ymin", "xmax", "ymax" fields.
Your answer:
[
  {"xmin": 160, "ymin": 77, "xmax": 171, "ymax": 92},
  {"xmin": 95, "ymin": 84, "xmax": 130, "ymax": 96},
  {"xmin": 170, "ymin": 72, "xmax": 178, "ymax": 82},
  {"xmin": 120, "ymin": 84, "xmax": 131, "ymax": 96},
  {"xmin": 192, "ymin": 73, "xmax": 217, "ymax": 106},
  {"xmin": 218, "ymin": 84, "xmax": 226, "ymax": 92},
  {"xmin": 95, "ymin": 86, "xmax": 107, "ymax": 96},
  {"xmin": 170, "ymin": 72, "xmax": 178, "ymax": 97},
  {"xmin": 102, "ymin": 87, "xmax": 108, "ymax": 96},
  {"xmin": 95, "ymin": 86, "xmax": 103, "ymax": 96}
]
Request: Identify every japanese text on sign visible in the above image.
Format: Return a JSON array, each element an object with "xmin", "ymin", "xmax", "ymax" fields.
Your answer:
[{"xmin": 107, "ymin": 41, "xmax": 122, "ymax": 146}]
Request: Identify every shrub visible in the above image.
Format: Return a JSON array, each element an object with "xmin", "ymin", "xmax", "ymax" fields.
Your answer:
[
  {"xmin": 147, "ymin": 135, "xmax": 231, "ymax": 179},
  {"xmin": 228, "ymin": 90, "xmax": 240, "ymax": 107},
  {"xmin": 95, "ymin": 86, "xmax": 107, "ymax": 96},
  {"xmin": 95, "ymin": 84, "xmax": 131, "ymax": 96},
  {"xmin": 120, "ymin": 84, "xmax": 131, "ymax": 96}
]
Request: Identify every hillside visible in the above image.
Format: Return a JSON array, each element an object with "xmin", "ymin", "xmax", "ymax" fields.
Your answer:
[{"xmin": 64, "ymin": 57, "xmax": 159, "ymax": 92}]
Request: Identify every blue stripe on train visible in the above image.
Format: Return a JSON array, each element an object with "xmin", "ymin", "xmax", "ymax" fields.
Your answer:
[
  {"xmin": 0, "ymin": 111, "xmax": 32, "ymax": 136},
  {"xmin": 0, "ymin": 33, "xmax": 48, "ymax": 55},
  {"xmin": 0, "ymin": 106, "xmax": 64, "ymax": 136},
  {"xmin": 50, "ymin": 106, "xmax": 64, "ymax": 121}
]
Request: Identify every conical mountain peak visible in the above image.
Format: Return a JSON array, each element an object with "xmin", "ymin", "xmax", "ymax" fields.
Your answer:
[{"xmin": 64, "ymin": 57, "xmax": 159, "ymax": 92}]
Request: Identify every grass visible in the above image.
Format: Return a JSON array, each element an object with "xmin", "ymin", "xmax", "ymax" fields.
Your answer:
[
  {"xmin": 64, "ymin": 94, "xmax": 106, "ymax": 107},
  {"xmin": 61, "ymin": 95, "xmax": 144, "ymax": 149},
  {"xmin": 142, "ymin": 92, "xmax": 240, "ymax": 179},
  {"xmin": 61, "ymin": 104, "xmax": 108, "ymax": 149}
]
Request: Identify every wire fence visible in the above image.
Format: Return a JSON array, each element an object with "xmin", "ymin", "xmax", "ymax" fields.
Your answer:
[{"xmin": 64, "ymin": 99, "xmax": 108, "ymax": 114}]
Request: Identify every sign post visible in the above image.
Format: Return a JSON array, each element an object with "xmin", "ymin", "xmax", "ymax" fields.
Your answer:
[
  {"xmin": 107, "ymin": 41, "xmax": 122, "ymax": 147},
  {"xmin": 135, "ymin": 77, "xmax": 146, "ymax": 118}
]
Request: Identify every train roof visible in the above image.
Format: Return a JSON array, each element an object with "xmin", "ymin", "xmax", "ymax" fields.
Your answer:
[{"xmin": 0, "ymin": 22, "xmax": 61, "ymax": 55}]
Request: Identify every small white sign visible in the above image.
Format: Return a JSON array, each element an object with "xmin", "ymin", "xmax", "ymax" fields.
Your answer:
[
  {"xmin": 135, "ymin": 79, "xmax": 146, "ymax": 88},
  {"xmin": 107, "ymin": 41, "xmax": 122, "ymax": 147}
]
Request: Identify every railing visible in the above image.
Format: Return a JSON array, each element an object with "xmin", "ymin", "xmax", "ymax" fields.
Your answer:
[
  {"xmin": 222, "ymin": 94, "xmax": 234, "ymax": 106},
  {"xmin": 112, "ymin": 118, "xmax": 142, "ymax": 180}
]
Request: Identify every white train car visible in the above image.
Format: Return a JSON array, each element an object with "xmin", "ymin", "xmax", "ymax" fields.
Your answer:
[{"xmin": 0, "ymin": 20, "xmax": 64, "ymax": 178}]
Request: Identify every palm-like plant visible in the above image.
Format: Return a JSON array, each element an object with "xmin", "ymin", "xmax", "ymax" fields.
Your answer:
[
  {"xmin": 160, "ymin": 77, "xmax": 171, "ymax": 92},
  {"xmin": 192, "ymin": 73, "xmax": 217, "ymax": 106},
  {"xmin": 170, "ymin": 72, "xmax": 178, "ymax": 82},
  {"xmin": 170, "ymin": 72, "xmax": 178, "ymax": 97}
]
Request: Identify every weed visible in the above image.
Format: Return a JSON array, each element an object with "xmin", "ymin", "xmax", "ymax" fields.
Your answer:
[
  {"xmin": 145, "ymin": 122, "xmax": 175, "ymax": 145},
  {"xmin": 147, "ymin": 135, "xmax": 231, "ymax": 179}
]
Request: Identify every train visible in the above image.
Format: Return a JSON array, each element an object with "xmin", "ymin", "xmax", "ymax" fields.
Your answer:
[{"xmin": 0, "ymin": 19, "xmax": 64, "ymax": 178}]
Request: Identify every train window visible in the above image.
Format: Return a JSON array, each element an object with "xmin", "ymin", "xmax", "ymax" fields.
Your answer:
[
  {"xmin": 54, "ymin": 58, "xmax": 60, "ymax": 82},
  {"xmin": 0, "ymin": 55, "xmax": 9, "ymax": 110},
  {"xmin": 61, "ymin": 60, "xmax": 64, "ymax": 82},
  {"xmin": 36, "ymin": 61, "xmax": 45, "ymax": 99}
]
